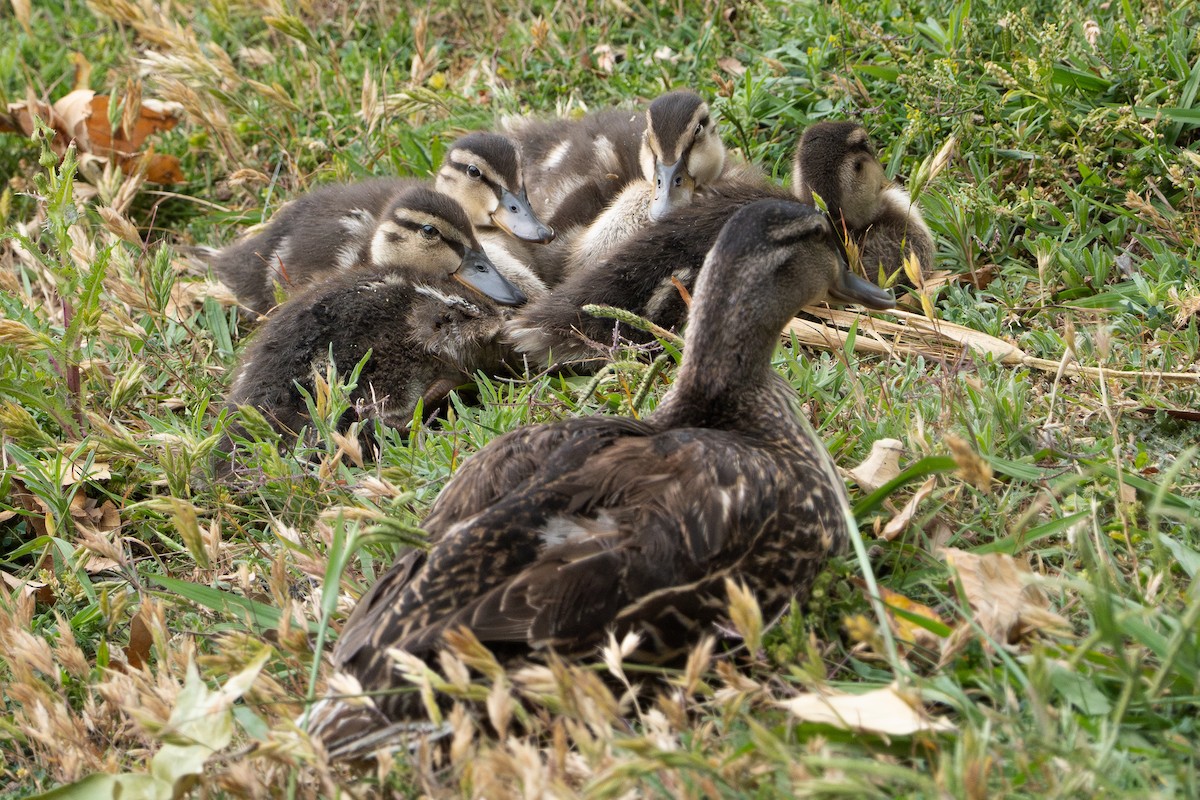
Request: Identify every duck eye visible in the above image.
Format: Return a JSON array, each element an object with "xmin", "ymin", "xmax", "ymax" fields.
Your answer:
[
  {"xmin": 694, "ymin": 122, "xmax": 704, "ymax": 136},
  {"xmin": 466, "ymin": 164, "xmax": 482, "ymax": 179},
  {"xmin": 420, "ymin": 224, "xmax": 439, "ymax": 239}
]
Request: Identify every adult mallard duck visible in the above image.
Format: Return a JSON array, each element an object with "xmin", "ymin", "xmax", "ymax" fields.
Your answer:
[
  {"xmin": 307, "ymin": 198, "xmax": 895, "ymax": 759},
  {"xmin": 207, "ymin": 132, "xmax": 552, "ymax": 316},
  {"xmin": 216, "ymin": 187, "xmax": 525, "ymax": 465},
  {"xmin": 792, "ymin": 121, "xmax": 934, "ymax": 285},
  {"xmin": 506, "ymin": 121, "xmax": 923, "ymax": 364}
]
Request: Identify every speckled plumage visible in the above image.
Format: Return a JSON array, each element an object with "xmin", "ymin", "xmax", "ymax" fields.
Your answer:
[
  {"xmin": 507, "ymin": 122, "xmax": 929, "ymax": 363},
  {"xmin": 307, "ymin": 200, "xmax": 895, "ymax": 759},
  {"xmin": 206, "ymin": 133, "xmax": 551, "ymax": 315},
  {"xmin": 216, "ymin": 188, "xmax": 523, "ymax": 467}
]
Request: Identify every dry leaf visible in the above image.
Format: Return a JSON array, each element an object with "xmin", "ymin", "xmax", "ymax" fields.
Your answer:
[
  {"xmin": 4, "ymin": 90, "xmax": 185, "ymax": 183},
  {"xmin": 125, "ymin": 606, "xmax": 153, "ymax": 670},
  {"xmin": 877, "ymin": 585, "xmax": 946, "ymax": 654},
  {"xmin": 0, "ymin": 570, "xmax": 52, "ymax": 603},
  {"xmin": 879, "ymin": 475, "xmax": 936, "ymax": 540},
  {"xmin": 718, "ymin": 56, "xmax": 746, "ymax": 76},
  {"xmin": 592, "ymin": 44, "xmax": 616, "ymax": 74},
  {"xmin": 941, "ymin": 548, "xmax": 1071, "ymax": 645},
  {"xmin": 847, "ymin": 438, "xmax": 904, "ymax": 493},
  {"xmin": 778, "ymin": 682, "xmax": 955, "ymax": 736},
  {"xmin": 945, "ymin": 435, "xmax": 992, "ymax": 491}
]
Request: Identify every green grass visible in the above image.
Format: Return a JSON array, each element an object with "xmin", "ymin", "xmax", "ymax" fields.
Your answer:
[{"xmin": 2, "ymin": 0, "xmax": 1200, "ymax": 796}]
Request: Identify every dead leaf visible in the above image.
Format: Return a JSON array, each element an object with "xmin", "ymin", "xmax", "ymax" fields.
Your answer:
[
  {"xmin": 592, "ymin": 44, "xmax": 616, "ymax": 74},
  {"xmin": 0, "ymin": 569, "xmax": 52, "ymax": 603},
  {"xmin": 718, "ymin": 56, "xmax": 746, "ymax": 76},
  {"xmin": 125, "ymin": 605, "xmax": 154, "ymax": 670},
  {"xmin": 778, "ymin": 682, "xmax": 955, "ymax": 736},
  {"xmin": 941, "ymin": 548, "xmax": 1071, "ymax": 645},
  {"xmin": 1135, "ymin": 406, "xmax": 1200, "ymax": 422},
  {"xmin": 4, "ymin": 90, "xmax": 185, "ymax": 183},
  {"xmin": 877, "ymin": 585, "xmax": 946, "ymax": 654},
  {"xmin": 847, "ymin": 438, "xmax": 904, "ymax": 493},
  {"xmin": 945, "ymin": 435, "xmax": 992, "ymax": 491},
  {"xmin": 879, "ymin": 475, "xmax": 936, "ymax": 540}
]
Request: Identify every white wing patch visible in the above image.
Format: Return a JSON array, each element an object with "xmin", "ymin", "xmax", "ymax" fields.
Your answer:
[
  {"xmin": 413, "ymin": 283, "xmax": 482, "ymax": 315},
  {"xmin": 538, "ymin": 511, "xmax": 618, "ymax": 549},
  {"xmin": 541, "ymin": 140, "xmax": 571, "ymax": 171}
]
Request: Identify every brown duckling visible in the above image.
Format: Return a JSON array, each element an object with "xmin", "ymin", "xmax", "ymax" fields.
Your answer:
[
  {"xmin": 207, "ymin": 132, "xmax": 552, "ymax": 316},
  {"xmin": 305, "ymin": 199, "xmax": 894, "ymax": 759},
  {"xmin": 506, "ymin": 122, "xmax": 926, "ymax": 363},
  {"xmin": 792, "ymin": 121, "xmax": 934, "ymax": 284},
  {"xmin": 495, "ymin": 90, "xmax": 744, "ymax": 290},
  {"xmin": 216, "ymin": 187, "xmax": 525, "ymax": 464}
]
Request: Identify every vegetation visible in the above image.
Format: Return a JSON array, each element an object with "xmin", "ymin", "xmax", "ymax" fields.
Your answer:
[{"xmin": 2, "ymin": 0, "xmax": 1198, "ymax": 796}]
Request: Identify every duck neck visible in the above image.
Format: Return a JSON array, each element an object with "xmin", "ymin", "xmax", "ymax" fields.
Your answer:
[{"xmin": 653, "ymin": 287, "xmax": 783, "ymax": 430}]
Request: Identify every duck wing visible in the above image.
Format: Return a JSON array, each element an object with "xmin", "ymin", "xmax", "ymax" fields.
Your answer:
[{"xmin": 340, "ymin": 426, "xmax": 842, "ymax": 671}]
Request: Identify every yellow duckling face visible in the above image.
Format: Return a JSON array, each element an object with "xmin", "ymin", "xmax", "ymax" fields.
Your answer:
[
  {"xmin": 641, "ymin": 90, "xmax": 727, "ymax": 221},
  {"xmin": 435, "ymin": 133, "xmax": 555, "ymax": 243},
  {"xmin": 369, "ymin": 186, "xmax": 527, "ymax": 306}
]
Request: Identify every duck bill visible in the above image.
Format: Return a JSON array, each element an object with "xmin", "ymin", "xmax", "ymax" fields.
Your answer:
[
  {"xmin": 493, "ymin": 187, "xmax": 555, "ymax": 243},
  {"xmin": 828, "ymin": 269, "xmax": 896, "ymax": 311},
  {"xmin": 650, "ymin": 160, "xmax": 695, "ymax": 221},
  {"xmin": 455, "ymin": 248, "xmax": 527, "ymax": 307}
]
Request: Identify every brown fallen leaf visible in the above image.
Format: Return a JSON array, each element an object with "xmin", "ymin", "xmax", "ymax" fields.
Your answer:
[
  {"xmin": 125, "ymin": 604, "xmax": 154, "ymax": 670},
  {"xmin": 778, "ymin": 682, "xmax": 955, "ymax": 736},
  {"xmin": 3, "ymin": 88, "xmax": 185, "ymax": 183},
  {"xmin": 0, "ymin": 570, "xmax": 52, "ymax": 604},
  {"xmin": 879, "ymin": 475, "xmax": 936, "ymax": 540},
  {"xmin": 946, "ymin": 435, "xmax": 992, "ymax": 491},
  {"xmin": 941, "ymin": 547, "xmax": 1071, "ymax": 645},
  {"xmin": 847, "ymin": 438, "xmax": 904, "ymax": 494},
  {"xmin": 718, "ymin": 56, "xmax": 746, "ymax": 76}
]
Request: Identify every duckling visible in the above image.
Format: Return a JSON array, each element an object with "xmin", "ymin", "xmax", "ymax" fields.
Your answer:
[
  {"xmin": 506, "ymin": 122, "xmax": 927, "ymax": 364},
  {"xmin": 791, "ymin": 121, "xmax": 934, "ymax": 284},
  {"xmin": 207, "ymin": 132, "xmax": 552, "ymax": 316},
  {"xmin": 566, "ymin": 89, "xmax": 731, "ymax": 268},
  {"xmin": 505, "ymin": 178, "xmax": 797, "ymax": 364},
  {"xmin": 498, "ymin": 90, "xmax": 739, "ymax": 289},
  {"xmin": 216, "ymin": 187, "xmax": 526, "ymax": 463},
  {"xmin": 503, "ymin": 106, "xmax": 647, "ymax": 222},
  {"xmin": 305, "ymin": 199, "xmax": 894, "ymax": 759}
]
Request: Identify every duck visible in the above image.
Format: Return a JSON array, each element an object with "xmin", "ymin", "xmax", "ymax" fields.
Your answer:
[
  {"xmin": 215, "ymin": 186, "xmax": 526, "ymax": 465},
  {"xmin": 206, "ymin": 132, "xmax": 553, "ymax": 316},
  {"xmin": 791, "ymin": 120, "xmax": 934, "ymax": 285},
  {"xmin": 497, "ymin": 90, "xmax": 739, "ymax": 289},
  {"xmin": 564, "ymin": 89, "xmax": 733, "ymax": 270},
  {"xmin": 506, "ymin": 121, "xmax": 926, "ymax": 364},
  {"xmin": 305, "ymin": 199, "xmax": 896, "ymax": 759},
  {"xmin": 502, "ymin": 105, "xmax": 647, "ymax": 222}
]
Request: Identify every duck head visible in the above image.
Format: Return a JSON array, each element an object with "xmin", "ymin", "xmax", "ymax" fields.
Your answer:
[
  {"xmin": 791, "ymin": 121, "xmax": 888, "ymax": 231},
  {"xmin": 436, "ymin": 132, "xmax": 556, "ymax": 244},
  {"xmin": 640, "ymin": 90, "xmax": 726, "ymax": 221},
  {"xmin": 369, "ymin": 186, "xmax": 528, "ymax": 306}
]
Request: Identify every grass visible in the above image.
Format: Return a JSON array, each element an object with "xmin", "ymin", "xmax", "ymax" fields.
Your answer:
[{"xmin": 2, "ymin": 0, "xmax": 1199, "ymax": 796}]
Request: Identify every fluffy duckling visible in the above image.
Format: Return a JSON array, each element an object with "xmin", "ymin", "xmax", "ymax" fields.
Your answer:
[
  {"xmin": 208, "ymin": 132, "xmax": 552, "ymax": 315},
  {"xmin": 503, "ymin": 106, "xmax": 648, "ymax": 222},
  {"xmin": 496, "ymin": 90, "xmax": 738, "ymax": 290},
  {"xmin": 217, "ymin": 187, "xmax": 525, "ymax": 462},
  {"xmin": 566, "ymin": 89, "xmax": 730, "ymax": 268},
  {"xmin": 792, "ymin": 121, "xmax": 934, "ymax": 284},
  {"xmin": 306, "ymin": 199, "xmax": 894, "ymax": 759},
  {"xmin": 505, "ymin": 178, "xmax": 797, "ymax": 364},
  {"xmin": 507, "ymin": 122, "xmax": 928, "ymax": 364}
]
